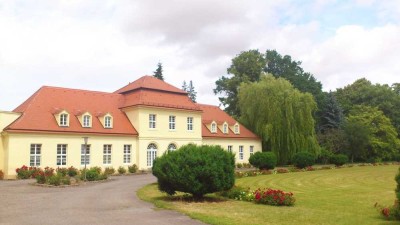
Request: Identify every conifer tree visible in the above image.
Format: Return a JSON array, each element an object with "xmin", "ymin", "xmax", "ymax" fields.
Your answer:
[
  {"xmin": 153, "ymin": 62, "xmax": 164, "ymax": 80},
  {"xmin": 182, "ymin": 80, "xmax": 188, "ymax": 92},
  {"xmin": 188, "ymin": 80, "xmax": 197, "ymax": 103}
]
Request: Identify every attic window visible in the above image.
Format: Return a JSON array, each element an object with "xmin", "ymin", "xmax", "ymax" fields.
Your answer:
[
  {"xmin": 234, "ymin": 124, "xmax": 240, "ymax": 134},
  {"xmin": 83, "ymin": 115, "xmax": 91, "ymax": 127},
  {"xmin": 223, "ymin": 123, "xmax": 228, "ymax": 134},
  {"xmin": 60, "ymin": 113, "xmax": 69, "ymax": 127},
  {"xmin": 104, "ymin": 116, "xmax": 113, "ymax": 128},
  {"xmin": 211, "ymin": 122, "xmax": 217, "ymax": 133}
]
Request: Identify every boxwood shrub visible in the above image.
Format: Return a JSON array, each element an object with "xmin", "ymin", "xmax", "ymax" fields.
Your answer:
[
  {"xmin": 292, "ymin": 152, "xmax": 315, "ymax": 169},
  {"xmin": 152, "ymin": 144, "xmax": 235, "ymax": 199},
  {"xmin": 330, "ymin": 154, "xmax": 348, "ymax": 166},
  {"xmin": 249, "ymin": 152, "xmax": 277, "ymax": 170}
]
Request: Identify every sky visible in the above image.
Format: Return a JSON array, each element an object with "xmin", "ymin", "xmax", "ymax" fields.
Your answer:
[{"xmin": 0, "ymin": 0, "xmax": 399, "ymax": 111}]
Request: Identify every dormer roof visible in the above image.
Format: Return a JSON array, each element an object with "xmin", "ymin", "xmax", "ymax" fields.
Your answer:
[{"xmin": 114, "ymin": 75, "xmax": 187, "ymax": 95}]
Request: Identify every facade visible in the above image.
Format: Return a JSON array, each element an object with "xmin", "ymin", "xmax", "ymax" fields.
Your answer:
[{"xmin": 0, "ymin": 76, "xmax": 261, "ymax": 179}]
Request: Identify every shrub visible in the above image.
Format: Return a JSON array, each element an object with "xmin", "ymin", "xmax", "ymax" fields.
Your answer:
[
  {"xmin": 56, "ymin": 167, "xmax": 68, "ymax": 177},
  {"xmin": 277, "ymin": 168, "xmax": 289, "ymax": 173},
  {"xmin": 152, "ymin": 144, "xmax": 235, "ymax": 199},
  {"xmin": 104, "ymin": 167, "xmax": 115, "ymax": 176},
  {"xmin": 47, "ymin": 174, "xmax": 62, "ymax": 186},
  {"xmin": 330, "ymin": 154, "xmax": 349, "ymax": 167},
  {"xmin": 16, "ymin": 165, "xmax": 32, "ymax": 179},
  {"xmin": 306, "ymin": 166, "xmax": 315, "ymax": 171},
  {"xmin": 0, "ymin": 170, "xmax": 4, "ymax": 180},
  {"xmin": 219, "ymin": 186, "xmax": 254, "ymax": 201},
  {"xmin": 292, "ymin": 152, "xmax": 315, "ymax": 169},
  {"xmin": 254, "ymin": 188, "xmax": 295, "ymax": 206},
  {"xmin": 61, "ymin": 176, "xmax": 71, "ymax": 185},
  {"xmin": 67, "ymin": 166, "xmax": 78, "ymax": 177},
  {"xmin": 85, "ymin": 169, "xmax": 99, "ymax": 181},
  {"xmin": 118, "ymin": 166, "xmax": 127, "ymax": 174},
  {"xmin": 249, "ymin": 152, "xmax": 277, "ymax": 170},
  {"xmin": 128, "ymin": 164, "xmax": 138, "ymax": 173},
  {"xmin": 236, "ymin": 163, "xmax": 243, "ymax": 169}
]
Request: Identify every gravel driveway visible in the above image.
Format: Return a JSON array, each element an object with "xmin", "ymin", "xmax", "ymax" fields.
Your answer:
[{"xmin": 0, "ymin": 174, "xmax": 204, "ymax": 225}]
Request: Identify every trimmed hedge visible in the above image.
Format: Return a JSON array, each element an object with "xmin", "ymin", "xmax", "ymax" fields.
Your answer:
[
  {"xmin": 249, "ymin": 152, "xmax": 277, "ymax": 170},
  {"xmin": 330, "ymin": 154, "xmax": 348, "ymax": 166},
  {"xmin": 152, "ymin": 144, "xmax": 235, "ymax": 199},
  {"xmin": 292, "ymin": 152, "xmax": 315, "ymax": 169}
]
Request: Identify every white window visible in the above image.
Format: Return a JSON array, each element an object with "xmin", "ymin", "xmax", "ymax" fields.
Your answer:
[
  {"xmin": 81, "ymin": 144, "xmax": 91, "ymax": 166},
  {"xmin": 227, "ymin": 145, "xmax": 233, "ymax": 153},
  {"xmin": 83, "ymin": 115, "xmax": 91, "ymax": 127},
  {"xmin": 105, "ymin": 116, "xmax": 112, "ymax": 128},
  {"xmin": 124, "ymin": 145, "xmax": 131, "ymax": 164},
  {"xmin": 234, "ymin": 124, "xmax": 239, "ymax": 134},
  {"xmin": 223, "ymin": 123, "xmax": 228, "ymax": 134},
  {"xmin": 60, "ymin": 113, "xmax": 68, "ymax": 126},
  {"xmin": 239, "ymin": 146, "xmax": 244, "ymax": 160},
  {"xmin": 149, "ymin": 114, "xmax": 156, "ymax": 129},
  {"xmin": 147, "ymin": 143, "xmax": 157, "ymax": 167},
  {"xmin": 168, "ymin": 143, "xmax": 177, "ymax": 151},
  {"xmin": 103, "ymin": 144, "xmax": 112, "ymax": 164},
  {"xmin": 187, "ymin": 117, "xmax": 193, "ymax": 131},
  {"xmin": 211, "ymin": 123, "xmax": 217, "ymax": 133},
  {"xmin": 250, "ymin": 146, "xmax": 254, "ymax": 156},
  {"xmin": 30, "ymin": 144, "xmax": 41, "ymax": 166},
  {"xmin": 57, "ymin": 144, "xmax": 67, "ymax": 166},
  {"xmin": 169, "ymin": 115, "xmax": 176, "ymax": 130}
]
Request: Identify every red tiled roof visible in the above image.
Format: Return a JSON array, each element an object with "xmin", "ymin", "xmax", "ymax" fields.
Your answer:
[
  {"xmin": 197, "ymin": 103, "xmax": 260, "ymax": 139},
  {"xmin": 115, "ymin": 75, "xmax": 187, "ymax": 94},
  {"xmin": 8, "ymin": 86, "xmax": 138, "ymax": 136}
]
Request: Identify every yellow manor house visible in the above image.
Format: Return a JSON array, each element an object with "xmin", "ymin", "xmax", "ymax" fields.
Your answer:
[{"xmin": 0, "ymin": 76, "xmax": 261, "ymax": 179}]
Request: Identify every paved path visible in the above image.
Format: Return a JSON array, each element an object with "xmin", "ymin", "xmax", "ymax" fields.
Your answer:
[{"xmin": 0, "ymin": 174, "xmax": 205, "ymax": 225}]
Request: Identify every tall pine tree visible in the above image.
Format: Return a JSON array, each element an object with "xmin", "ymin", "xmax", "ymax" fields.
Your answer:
[
  {"xmin": 153, "ymin": 62, "xmax": 164, "ymax": 80},
  {"xmin": 188, "ymin": 80, "xmax": 197, "ymax": 103}
]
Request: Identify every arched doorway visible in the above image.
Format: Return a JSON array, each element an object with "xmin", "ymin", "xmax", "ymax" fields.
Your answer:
[{"xmin": 147, "ymin": 143, "xmax": 157, "ymax": 167}]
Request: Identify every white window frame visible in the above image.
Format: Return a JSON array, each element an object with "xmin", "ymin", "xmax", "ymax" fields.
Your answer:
[
  {"xmin": 104, "ymin": 116, "xmax": 112, "ymax": 128},
  {"xmin": 223, "ymin": 123, "xmax": 228, "ymax": 134},
  {"xmin": 149, "ymin": 114, "xmax": 156, "ymax": 129},
  {"xmin": 57, "ymin": 144, "xmax": 67, "ymax": 166},
  {"xmin": 227, "ymin": 145, "xmax": 233, "ymax": 153},
  {"xmin": 103, "ymin": 144, "xmax": 112, "ymax": 165},
  {"xmin": 123, "ymin": 145, "xmax": 131, "ymax": 164},
  {"xmin": 169, "ymin": 115, "xmax": 176, "ymax": 130},
  {"xmin": 211, "ymin": 122, "xmax": 217, "ymax": 133},
  {"xmin": 234, "ymin": 124, "xmax": 239, "ymax": 134},
  {"xmin": 81, "ymin": 144, "xmax": 91, "ymax": 166},
  {"xmin": 187, "ymin": 117, "xmax": 193, "ymax": 131},
  {"xmin": 147, "ymin": 143, "xmax": 157, "ymax": 167},
  {"xmin": 250, "ymin": 146, "xmax": 254, "ymax": 156},
  {"xmin": 239, "ymin": 146, "xmax": 244, "ymax": 160},
  {"xmin": 60, "ymin": 113, "xmax": 68, "ymax": 126},
  {"xmin": 30, "ymin": 144, "xmax": 41, "ymax": 167},
  {"xmin": 83, "ymin": 115, "xmax": 91, "ymax": 127},
  {"xmin": 168, "ymin": 143, "xmax": 177, "ymax": 151}
]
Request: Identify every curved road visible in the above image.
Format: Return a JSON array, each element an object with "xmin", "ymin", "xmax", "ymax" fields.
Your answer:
[{"xmin": 0, "ymin": 174, "xmax": 204, "ymax": 225}]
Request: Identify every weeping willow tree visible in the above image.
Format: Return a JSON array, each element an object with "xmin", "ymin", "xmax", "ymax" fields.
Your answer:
[{"xmin": 239, "ymin": 74, "xmax": 320, "ymax": 164}]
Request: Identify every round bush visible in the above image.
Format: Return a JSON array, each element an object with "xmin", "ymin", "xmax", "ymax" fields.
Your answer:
[
  {"xmin": 292, "ymin": 152, "xmax": 315, "ymax": 169},
  {"xmin": 329, "ymin": 154, "xmax": 348, "ymax": 166},
  {"xmin": 249, "ymin": 152, "xmax": 277, "ymax": 170},
  {"xmin": 152, "ymin": 144, "xmax": 235, "ymax": 199}
]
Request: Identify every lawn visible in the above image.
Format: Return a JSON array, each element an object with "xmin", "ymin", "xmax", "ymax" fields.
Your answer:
[{"xmin": 138, "ymin": 165, "xmax": 399, "ymax": 225}]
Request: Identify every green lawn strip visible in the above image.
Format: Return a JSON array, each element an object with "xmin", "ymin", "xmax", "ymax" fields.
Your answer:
[{"xmin": 137, "ymin": 165, "xmax": 399, "ymax": 225}]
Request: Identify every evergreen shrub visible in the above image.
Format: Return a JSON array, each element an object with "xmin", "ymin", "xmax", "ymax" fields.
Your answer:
[{"xmin": 249, "ymin": 152, "xmax": 277, "ymax": 170}]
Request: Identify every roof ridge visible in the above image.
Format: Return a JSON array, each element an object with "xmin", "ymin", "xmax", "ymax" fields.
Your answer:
[{"xmin": 41, "ymin": 85, "xmax": 119, "ymax": 95}]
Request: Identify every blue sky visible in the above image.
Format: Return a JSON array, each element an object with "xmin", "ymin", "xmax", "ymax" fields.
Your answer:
[{"xmin": 0, "ymin": 0, "xmax": 399, "ymax": 110}]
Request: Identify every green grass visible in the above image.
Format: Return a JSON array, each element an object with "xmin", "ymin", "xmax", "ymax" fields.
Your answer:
[{"xmin": 138, "ymin": 165, "xmax": 399, "ymax": 225}]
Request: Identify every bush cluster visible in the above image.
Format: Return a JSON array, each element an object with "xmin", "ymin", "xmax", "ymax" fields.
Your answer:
[
  {"xmin": 329, "ymin": 154, "xmax": 349, "ymax": 166},
  {"xmin": 292, "ymin": 152, "xmax": 315, "ymax": 169},
  {"xmin": 81, "ymin": 167, "xmax": 108, "ymax": 181},
  {"xmin": 220, "ymin": 187, "xmax": 295, "ymax": 206},
  {"xmin": 118, "ymin": 166, "xmax": 127, "ymax": 174},
  {"xmin": 153, "ymin": 144, "xmax": 235, "ymax": 199},
  {"xmin": 249, "ymin": 152, "xmax": 277, "ymax": 170},
  {"xmin": 128, "ymin": 164, "xmax": 138, "ymax": 173},
  {"xmin": 15, "ymin": 165, "xmax": 40, "ymax": 179},
  {"xmin": 104, "ymin": 167, "xmax": 115, "ymax": 176}
]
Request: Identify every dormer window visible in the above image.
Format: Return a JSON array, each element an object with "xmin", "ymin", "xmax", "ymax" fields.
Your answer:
[
  {"xmin": 211, "ymin": 122, "xmax": 217, "ymax": 133},
  {"xmin": 223, "ymin": 123, "xmax": 228, "ymax": 134},
  {"xmin": 104, "ymin": 116, "xmax": 112, "ymax": 128},
  {"xmin": 234, "ymin": 124, "xmax": 240, "ymax": 134},
  {"xmin": 60, "ymin": 113, "xmax": 69, "ymax": 127},
  {"xmin": 83, "ymin": 115, "xmax": 91, "ymax": 127}
]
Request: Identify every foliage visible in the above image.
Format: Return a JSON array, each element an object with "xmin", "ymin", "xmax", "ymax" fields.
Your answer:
[
  {"xmin": 277, "ymin": 168, "xmax": 289, "ymax": 173},
  {"xmin": 0, "ymin": 170, "xmax": 3, "ymax": 180},
  {"xmin": 16, "ymin": 165, "xmax": 34, "ymax": 179},
  {"xmin": 214, "ymin": 49, "xmax": 266, "ymax": 117},
  {"xmin": 56, "ymin": 167, "xmax": 68, "ymax": 177},
  {"xmin": 345, "ymin": 105, "xmax": 400, "ymax": 162},
  {"xmin": 47, "ymin": 174, "xmax": 62, "ymax": 186},
  {"xmin": 128, "ymin": 164, "xmax": 138, "ymax": 173},
  {"xmin": 219, "ymin": 186, "xmax": 254, "ymax": 201},
  {"xmin": 292, "ymin": 152, "xmax": 315, "ymax": 169},
  {"xmin": 376, "ymin": 166, "xmax": 400, "ymax": 220},
  {"xmin": 236, "ymin": 163, "xmax": 243, "ymax": 169},
  {"xmin": 182, "ymin": 80, "xmax": 197, "ymax": 103},
  {"xmin": 80, "ymin": 167, "xmax": 108, "ymax": 181},
  {"xmin": 335, "ymin": 78, "xmax": 400, "ymax": 133},
  {"xmin": 152, "ymin": 144, "xmax": 235, "ymax": 198},
  {"xmin": 118, "ymin": 166, "xmax": 127, "ymax": 174},
  {"xmin": 254, "ymin": 188, "xmax": 295, "ymax": 206},
  {"xmin": 317, "ymin": 147, "xmax": 334, "ymax": 164},
  {"xmin": 319, "ymin": 92, "xmax": 344, "ymax": 132},
  {"xmin": 249, "ymin": 152, "xmax": 277, "ymax": 170},
  {"xmin": 153, "ymin": 62, "xmax": 164, "ymax": 80},
  {"xmin": 104, "ymin": 167, "xmax": 115, "ymax": 175},
  {"xmin": 317, "ymin": 128, "xmax": 347, "ymax": 155},
  {"xmin": 329, "ymin": 154, "xmax": 348, "ymax": 167},
  {"xmin": 238, "ymin": 75, "xmax": 320, "ymax": 164},
  {"xmin": 67, "ymin": 166, "xmax": 78, "ymax": 177}
]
